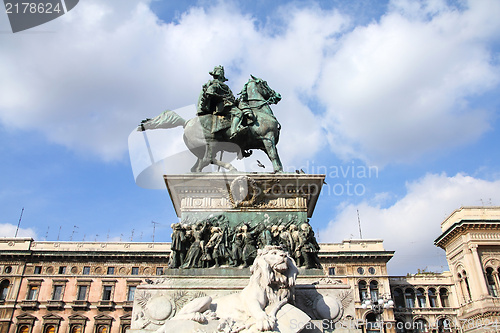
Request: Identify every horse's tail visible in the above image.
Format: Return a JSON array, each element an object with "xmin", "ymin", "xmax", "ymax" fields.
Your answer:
[{"xmin": 138, "ymin": 110, "xmax": 187, "ymax": 131}]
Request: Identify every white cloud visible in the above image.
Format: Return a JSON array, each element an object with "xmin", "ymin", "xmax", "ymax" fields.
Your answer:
[
  {"xmin": 1, "ymin": 0, "xmax": 498, "ymax": 167},
  {"xmin": 0, "ymin": 223, "xmax": 37, "ymax": 239},
  {"xmin": 317, "ymin": 0, "xmax": 500, "ymax": 165},
  {"xmin": 320, "ymin": 173, "xmax": 500, "ymax": 275},
  {"xmin": 0, "ymin": 0, "xmax": 340, "ymax": 165}
]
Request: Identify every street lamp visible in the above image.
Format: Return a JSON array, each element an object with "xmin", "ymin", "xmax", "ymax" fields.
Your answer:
[{"xmin": 361, "ymin": 296, "xmax": 394, "ymax": 333}]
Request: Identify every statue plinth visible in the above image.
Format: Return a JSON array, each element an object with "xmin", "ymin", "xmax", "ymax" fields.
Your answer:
[{"xmin": 164, "ymin": 173, "xmax": 325, "ymax": 227}]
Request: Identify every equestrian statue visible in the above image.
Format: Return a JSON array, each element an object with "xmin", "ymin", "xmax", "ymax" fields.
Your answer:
[{"xmin": 138, "ymin": 66, "xmax": 284, "ymax": 173}]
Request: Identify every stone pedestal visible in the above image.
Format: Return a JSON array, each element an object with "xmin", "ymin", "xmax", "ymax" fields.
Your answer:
[
  {"xmin": 164, "ymin": 173, "xmax": 325, "ymax": 227},
  {"xmin": 127, "ymin": 173, "xmax": 356, "ymax": 333},
  {"xmin": 129, "ymin": 270, "xmax": 357, "ymax": 333}
]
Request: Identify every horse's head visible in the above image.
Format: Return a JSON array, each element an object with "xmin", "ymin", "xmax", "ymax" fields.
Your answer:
[{"xmin": 242, "ymin": 75, "xmax": 281, "ymax": 105}]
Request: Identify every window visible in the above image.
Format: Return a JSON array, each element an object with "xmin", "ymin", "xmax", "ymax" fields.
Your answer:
[
  {"xmin": 71, "ymin": 325, "xmax": 82, "ymax": 333},
  {"xmin": 127, "ymin": 286, "xmax": 136, "ymax": 301},
  {"xmin": 437, "ymin": 318, "xmax": 452, "ymax": 333},
  {"xmin": 131, "ymin": 267, "xmax": 139, "ymax": 275},
  {"xmin": 440, "ymin": 288, "xmax": 450, "ymax": 307},
  {"xmin": 461, "ymin": 271, "xmax": 472, "ymax": 302},
  {"xmin": 328, "ymin": 267, "xmax": 335, "ymax": 276},
  {"xmin": 97, "ymin": 325, "xmax": 108, "ymax": 333},
  {"xmin": 428, "ymin": 288, "xmax": 437, "ymax": 307},
  {"xmin": 5, "ymin": 266, "xmax": 12, "ymax": 274},
  {"xmin": 393, "ymin": 288, "xmax": 405, "ymax": 308},
  {"xmin": 368, "ymin": 267, "xmax": 376, "ymax": 274},
  {"xmin": 156, "ymin": 267, "xmax": 164, "ymax": 275},
  {"xmin": 26, "ymin": 285, "xmax": 39, "ymax": 300},
  {"xmin": 357, "ymin": 267, "xmax": 365, "ymax": 275},
  {"xmin": 396, "ymin": 319, "xmax": 406, "ymax": 333},
  {"xmin": 358, "ymin": 280, "xmax": 368, "ymax": 301},
  {"xmin": 44, "ymin": 325, "xmax": 56, "ymax": 333},
  {"xmin": 107, "ymin": 267, "xmax": 115, "ymax": 275},
  {"xmin": 102, "ymin": 286, "xmax": 113, "ymax": 301},
  {"xmin": 52, "ymin": 285, "xmax": 63, "ymax": 300},
  {"xmin": 417, "ymin": 288, "xmax": 426, "ymax": 307},
  {"xmin": 0, "ymin": 279, "xmax": 9, "ymax": 300},
  {"xmin": 486, "ymin": 267, "xmax": 498, "ymax": 297},
  {"xmin": 366, "ymin": 313, "xmax": 380, "ymax": 333},
  {"xmin": 34, "ymin": 266, "xmax": 42, "ymax": 274},
  {"xmin": 83, "ymin": 266, "xmax": 90, "ymax": 275},
  {"xmin": 414, "ymin": 319, "xmax": 428, "ymax": 333},
  {"xmin": 58, "ymin": 266, "xmax": 66, "ymax": 274},
  {"xmin": 404, "ymin": 288, "xmax": 415, "ymax": 308},
  {"xmin": 370, "ymin": 280, "xmax": 379, "ymax": 300},
  {"xmin": 76, "ymin": 285, "xmax": 87, "ymax": 300},
  {"xmin": 18, "ymin": 325, "xmax": 30, "ymax": 333}
]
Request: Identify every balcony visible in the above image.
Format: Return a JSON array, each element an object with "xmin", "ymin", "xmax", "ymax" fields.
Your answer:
[
  {"xmin": 46, "ymin": 300, "xmax": 65, "ymax": 310},
  {"xmin": 97, "ymin": 300, "xmax": 115, "ymax": 310},
  {"xmin": 71, "ymin": 300, "xmax": 90, "ymax": 310},
  {"xmin": 122, "ymin": 301, "xmax": 134, "ymax": 311},
  {"xmin": 20, "ymin": 300, "xmax": 39, "ymax": 310}
]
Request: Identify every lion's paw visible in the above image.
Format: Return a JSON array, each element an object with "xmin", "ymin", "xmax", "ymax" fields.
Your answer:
[
  {"xmin": 191, "ymin": 312, "xmax": 207, "ymax": 324},
  {"xmin": 255, "ymin": 314, "xmax": 276, "ymax": 331}
]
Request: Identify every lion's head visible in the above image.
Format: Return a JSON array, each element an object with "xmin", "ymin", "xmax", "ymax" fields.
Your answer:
[{"xmin": 250, "ymin": 245, "xmax": 298, "ymax": 295}]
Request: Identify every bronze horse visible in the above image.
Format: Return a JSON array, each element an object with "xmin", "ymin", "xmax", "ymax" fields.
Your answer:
[{"xmin": 139, "ymin": 76, "xmax": 283, "ymax": 173}]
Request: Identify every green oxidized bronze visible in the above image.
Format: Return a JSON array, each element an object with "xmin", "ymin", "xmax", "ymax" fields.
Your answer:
[{"xmin": 139, "ymin": 65, "xmax": 283, "ymax": 173}]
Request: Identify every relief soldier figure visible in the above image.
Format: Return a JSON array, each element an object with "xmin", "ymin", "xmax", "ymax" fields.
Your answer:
[{"xmin": 169, "ymin": 223, "xmax": 187, "ymax": 268}]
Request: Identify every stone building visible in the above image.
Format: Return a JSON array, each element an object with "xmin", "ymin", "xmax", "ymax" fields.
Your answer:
[
  {"xmin": 0, "ymin": 239, "xmax": 170, "ymax": 333},
  {"xmin": 1, "ymin": 206, "xmax": 500, "ymax": 333},
  {"xmin": 435, "ymin": 206, "xmax": 500, "ymax": 333}
]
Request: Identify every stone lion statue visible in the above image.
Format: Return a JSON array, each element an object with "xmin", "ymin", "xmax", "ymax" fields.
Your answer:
[{"xmin": 158, "ymin": 246, "xmax": 299, "ymax": 332}]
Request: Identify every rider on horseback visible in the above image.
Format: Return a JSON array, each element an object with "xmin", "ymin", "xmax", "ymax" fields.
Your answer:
[{"xmin": 197, "ymin": 66, "xmax": 254, "ymax": 139}]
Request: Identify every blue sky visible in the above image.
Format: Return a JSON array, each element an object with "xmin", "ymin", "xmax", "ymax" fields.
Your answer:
[{"xmin": 1, "ymin": 0, "xmax": 500, "ymax": 275}]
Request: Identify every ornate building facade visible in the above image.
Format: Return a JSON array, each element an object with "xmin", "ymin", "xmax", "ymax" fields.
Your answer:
[{"xmin": 1, "ymin": 206, "xmax": 499, "ymax": 333}]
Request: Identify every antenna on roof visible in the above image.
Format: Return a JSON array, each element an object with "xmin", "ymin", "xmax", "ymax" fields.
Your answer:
[
  {"xmin": 14, "ymin": 207, "xmax": 24, "ymax": 237},
  {"xmin": 45, "ymin": 226, "xmax": 49, "ymax": 240},
  {"xmin": 130, "ymin": 229, "xmax": 135, "ymax": 241},
  {"xmin": 357, "ymin": 209, "xmax": 363, "ymax": 239},
  {"xmin": 70, "ymin": 225, "xmax": 79, "ymax": 241},
  {"xmin": 152, "ymin": 221, "xmax": 160, "ymax": 242},
  {"xmin": 57, "ymin": 226, "xmax": 62, "ymax": 241}
]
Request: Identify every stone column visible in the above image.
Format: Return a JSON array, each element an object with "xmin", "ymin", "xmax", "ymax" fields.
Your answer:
[
  {"xmin": 434, "ymin": 290, "xmax": 442, "ymax": 308},
  {"xmin": 468, "ymin": 244, "xmax": 489, "ymax": 299},
  {"xmin": 493, "ymin": 271, "xmax": 500, "ymax": 296}
]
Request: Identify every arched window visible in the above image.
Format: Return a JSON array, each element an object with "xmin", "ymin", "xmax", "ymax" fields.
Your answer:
[
  {"xmin": 393, "ymin": 288, "xmax": 405, "ymax": 308},
  {"xmin": 359, "ymin": 280, "xmax": 368, "ymax": 301},
  {"xmin": 428, "ymin": 288, "xmax": 437, "ymax": 307},
  {"xmin": 370, "ymin": 280, "xmax": 379, "ymax": 301},
  {"xmin": 44, "ymin": 325, "xmax": 56, "ymax": 333},
  {"xmin": 18, "ymin": 326, "xmax": 30, "ymax": 333},
  {"xmin": 71, "ymin": 325, "xmax": 82, "ymax": 333},
  {"xmin": 396, "ymin": 319, "xmax": 406, "ymax": 333},
  {"xmin": 0, "ymin": 279, "xmax": 9, "ymax": 300},
  {"xmin": 437, "ymin": 318, "xmax": 452, "ymax": 333},
  {"xmin": 462, "ymin": 271, "xmax": 471, "ymax": 301},
  {"xmin": 486, "ymin": 267, "xmax": 498, "ymax": 297},
  {"xmin": 97, "ymin": 326, "xmax": 108, "ymax": 333},
  {"xmin": 366, "ymin": 313, "xmax": 379, "ymax": 333},
  {"xmin": 439, "ymin": 288, "xmax": 450, "ymax": 307},
  {"xmin": 415, "ymin": 319, "xmax": 428, "ymax": 333},
  {"xmin": 416, "ymin": 288, "xmax": 426, "ymax": 307},
  {"xmin": 405, "ymin": 288, "xmax": 415, "ymax": 308}
]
